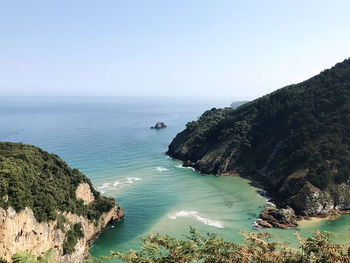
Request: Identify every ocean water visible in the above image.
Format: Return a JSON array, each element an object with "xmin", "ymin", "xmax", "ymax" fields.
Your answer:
[{"xmin": 0, "ymin": 97, "xmax": 349, "ymax": 261}]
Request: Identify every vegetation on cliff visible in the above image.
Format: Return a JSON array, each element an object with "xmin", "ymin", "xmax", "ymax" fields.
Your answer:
[
  {"xmin": 108, "ymin": 228, "xmax": 350, "ymax": 263},
  {"xmin": 0, "ymin": 142, "xmax": 114, "ymax": 223},
  {"xmin": 167, "ymin": 58, "xmax": 350, "ymax": 215},
  {"xmin": 63, "ymin": 223, "xmax": 85, "ymax": 255}
]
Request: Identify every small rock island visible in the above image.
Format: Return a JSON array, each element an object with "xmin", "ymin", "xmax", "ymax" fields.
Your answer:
[{"xmin": 150, "ymin": 122, "xmax": 167, "ymax": 129}]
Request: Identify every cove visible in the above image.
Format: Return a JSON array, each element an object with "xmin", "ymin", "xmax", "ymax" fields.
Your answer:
[{"xmin": 0, "ymin": 97, "xmax": 348, "ymax": 262}]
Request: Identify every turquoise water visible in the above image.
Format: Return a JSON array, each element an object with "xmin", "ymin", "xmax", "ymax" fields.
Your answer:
[{"xmin": 0, "ymin": 97, "xmax": 349, "ymax": 261}]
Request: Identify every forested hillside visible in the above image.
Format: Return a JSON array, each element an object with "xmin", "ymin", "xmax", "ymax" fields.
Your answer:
[{"xmin": 167, "ymin": 59, "xmax": 350, "ymax": 216}]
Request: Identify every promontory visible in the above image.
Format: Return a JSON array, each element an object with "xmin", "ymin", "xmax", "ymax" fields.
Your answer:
[
  {"xmin": 0, "ymin": 142, "xmax": 124, "ymax": 262},
  {"xmin": 167, "ymin": 58, "xmax": 350, "ymax": 226}
]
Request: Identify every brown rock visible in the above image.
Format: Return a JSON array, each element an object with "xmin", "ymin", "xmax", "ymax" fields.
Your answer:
[
  {"xmin": 258, "ymin": 207, "xmax": 297, "ymax": 229},
  {"xmin": 256, "ymin": 219, "xmax": 273, "ymax": 228},
  {"xmin": 75, "ymin": 183, "xmax": 95, "ymax": 205}
]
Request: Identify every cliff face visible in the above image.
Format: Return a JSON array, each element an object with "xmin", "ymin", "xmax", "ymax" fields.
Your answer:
[
  {"xmin": 0, "ymin": 183, "xmax": 124, "ymax": 262},
  {"xmin": 167, "ymin": 59, "xmax": 350, "ymax": 217}
]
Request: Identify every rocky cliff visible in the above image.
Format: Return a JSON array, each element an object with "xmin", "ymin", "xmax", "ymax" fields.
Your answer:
[
  {"xmin": 167, "ymin": 59, "xmax": 350, "ymax": 221},
  {"xmin": 0, "ymin": 142, "xmax": 124, "ymax": 262},
  {"xmin": 0, "ymin": 197, "xmax": 123, "ymax": 262}
]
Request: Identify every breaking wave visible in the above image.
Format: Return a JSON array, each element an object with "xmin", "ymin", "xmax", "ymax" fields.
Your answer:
[
  {"xmin": 97, "ymin": 177, "xmax": 142, "ymax": 191},
  {"xmin": 97, "ymin": 183, "xmax": 111, "ymax": 189},
  {"xmin": 168, "ymin": 210, "xmax": 223, "ymax": 229},
  {"xmin": 126, "ymin": 177, "xmax": 142, "ymax": 184},
  {"xmin": 156, "ymin": 167, "xmax": 169, "ymax": 172},
  {"xmin": 175, "ymin": 164, "xmax": 196, "ymax": 172},
  {"xmin": 113, "ymin": 181, "xmax": 121, "ymax": 187}
]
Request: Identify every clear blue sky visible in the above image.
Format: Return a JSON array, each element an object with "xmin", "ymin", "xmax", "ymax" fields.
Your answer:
[{"xmin": 1, "ymin": 0, "xmax": 349, "ymax": 100}]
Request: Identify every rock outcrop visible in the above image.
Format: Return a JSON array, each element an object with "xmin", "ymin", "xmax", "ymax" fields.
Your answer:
[
  {"xmin": 256, "ymin": 207, "xmax": 297, "ymax": 229},
  {"xmin": 150, "ymin": 122, "xmax": 167, "ymax": 129},
  {"xmin": 75, "ymin": 183, "xmax": 95, "ymax": 205}
]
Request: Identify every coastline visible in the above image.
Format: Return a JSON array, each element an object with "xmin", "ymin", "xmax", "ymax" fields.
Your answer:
[
  {"xmin": 297, "ymin": 217, "xmax": 329, "ymax": 228},
  {"xmin": 167, "ymin": 153, "xmax": 350, "ymax": 230}
]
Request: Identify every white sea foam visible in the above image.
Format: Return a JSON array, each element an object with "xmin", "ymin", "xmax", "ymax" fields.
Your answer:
[
  {"xmin": 265, "ymin": 200, "xmax": 276, "ymax": 207},
  {"xmin": 97, "ymin": 177, "xmax": 141, "ymax": 191},
  {"xmin": 156, "ymin": 167, "xmax": 169, "ymax": 172},
  {"xmin": 97, "ymin": 183, "xmax": 111, "ymax": 189},
  {"xmin": 168, "ymin": 210, "xmax": 223, "ymax": 229},
  {"xmin": 113, "ymin": 181, "xmax": 121, "ymax": 187},
  {"xmin": 258, "ymin": 189, "xmax": 276, "ymax": 208},
  {"xmin": 196, "ymin": 215, "xmax": 224, "ymax": 228},
  {"xmin": 126, "ymin": 177, "xmax": 142, "ymax": 184},
  {"xmin": 168, "ymin": 210, "xmax": 198, "ymax": 219},
  {"xmin": 175, "ymin": 164, "xmax": 196, "ymax": 172},
  {"xmin": 253, "ymin": 218, "xmax": 262, "ymax": 228}
]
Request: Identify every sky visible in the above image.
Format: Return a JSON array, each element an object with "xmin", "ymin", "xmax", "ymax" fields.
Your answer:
[{"xmin": 0, "ymin": 0, "xmax": 350, "ymax": 100}]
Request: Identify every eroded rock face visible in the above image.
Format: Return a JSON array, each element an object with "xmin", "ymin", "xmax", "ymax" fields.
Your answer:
[
  {"xmin": 287, "ymin": 182, "xmax": 336, "ymax": 216},
  {"xmin": 75, "ymin": 183, "xmax": 95, "ymax": 205},
  {"xmin": 0, "ymin": 205, "xmax": 124, "ymax": 263},
  {"xmin": 257, "ymin": 207, "xmax": 297, "ymax": 229}
]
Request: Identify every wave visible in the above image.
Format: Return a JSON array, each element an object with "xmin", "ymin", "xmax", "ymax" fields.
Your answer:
[
  {"xmin": 168, "ymin": 210, "xmax": 223, "ymax": 229},
  {"xmin": 196, "ymin": 215, "xmax": 224, "ymax": 228},
  {"xmin": 168, "ymin": 210, "xmax": 198, "ymax": 219},
  {"xmin": 113, "ymin": 181, "xmax": 121, "ymax": 187},
  {"xmin": 126, "ymin": 177, "xmax": 142, "ymax": 184},
  {"xmin": 175, "ymin": 164, "xmax": 196, "ymax": 172},
  {"xmin": 97, "ymin": 177, "xmax": 142, "ymax": 191},
  {"xmin": 257, "ymin": 189, "xmax": 276, "ymax": 208},
  {"xmin": 97, "ymin": 183, "xmax": 111, "ymax": 189},
  {"xmin": 156, "ymin": 167, "xmax": 169, "ymax": 172}
]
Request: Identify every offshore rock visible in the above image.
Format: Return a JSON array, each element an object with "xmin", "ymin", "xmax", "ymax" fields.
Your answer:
[{"xmin": 150, "ymin": 122, "xmax": 167, "ymax": 129}]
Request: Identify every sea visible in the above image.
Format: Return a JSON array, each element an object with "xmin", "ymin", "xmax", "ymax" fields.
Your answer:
[{"xmin": 0, "ymin": 96, "xmax": 349, "ymax": 262}]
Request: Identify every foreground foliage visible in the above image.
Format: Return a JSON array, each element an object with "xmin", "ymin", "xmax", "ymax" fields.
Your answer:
[
  {"xmin": 108, "ymin": 227, "xmax": 350, "ymax": 263},
  {"xmin": 4, "ymin": 229, "xmax": 349, "ymax": 262}
]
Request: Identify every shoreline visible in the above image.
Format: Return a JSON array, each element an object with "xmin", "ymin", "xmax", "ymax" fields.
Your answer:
[
  {"xmin": 166, "ymin": 154, "xmax": 350, "ymax": 229},
  {"xmin": 297, "ymin": 216, "xmax": 330, "ymax": 228}
]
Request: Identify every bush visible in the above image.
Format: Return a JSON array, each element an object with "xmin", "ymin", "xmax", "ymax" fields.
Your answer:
[
  {"xmin": 107, "ymin": 228, "xmax": 350, "ymax": 263},
  {"xmin": 63, "ymin": 223, "xmax": 85, "ymax": 255}
]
